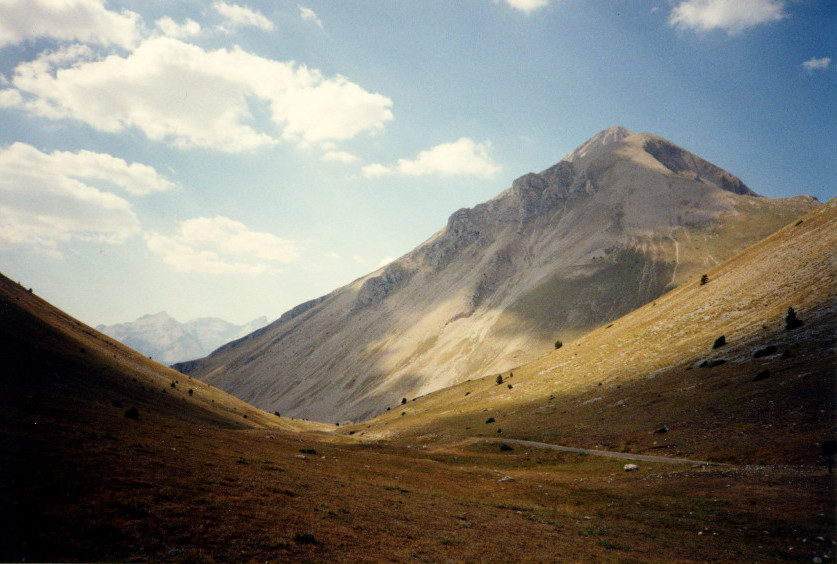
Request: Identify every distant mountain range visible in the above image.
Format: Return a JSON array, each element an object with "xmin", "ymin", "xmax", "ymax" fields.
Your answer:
[
  {"xmin": 176, "ymin": 127, "xmax": 819, "ymax": 422},
  {"xmin": 97, "ymin": 312, "xmax": 267, "ymax": 365}
]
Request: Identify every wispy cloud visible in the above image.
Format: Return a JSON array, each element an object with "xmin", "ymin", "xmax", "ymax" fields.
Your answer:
[
  {"xmin": 299, "ymin": 6, "xmax": 324, "ymax": 29},
  {"xmin": 155, "ymin": 17, "xmax": 202, "ymax": 39},
  {"xmin": 1, "ymin": 37, "xmax": 393, "ymax": 152},
  {"xmin": 213, "ymin": 1, "xmax": 274, "ymax": 32},
  {"xmin": 493, "ymin": 0, "xmax": 550, "ymax": 14},
  {"xmin": 363, "ymin": 138, "xmax": 501, "ymax": 179},
  {"xmin": 0, "ymin": 0, "xmax": 140, "ymax": 48},
  {"xmin": 0, "ymin": 142, "xmax": 171, "ymax": 256},
  {"xmin": 146, "ymin": 217, "xmax": 300, "ymax": 274},
  {"xmin": 321, "ymin": 150, "xmax": 359, "ymax": 164},
  {"xmin": 669, "ymin": 0, "xmax": 787, "ymax": 34},
  {"xmin": 802, "ymin": 56, "xmax": 831, "ymax": 72}
]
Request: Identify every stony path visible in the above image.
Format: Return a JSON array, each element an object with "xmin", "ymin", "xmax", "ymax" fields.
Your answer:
[{"xmin": 483, "ymin": 437, "xmax": 719, "ymax": 465}]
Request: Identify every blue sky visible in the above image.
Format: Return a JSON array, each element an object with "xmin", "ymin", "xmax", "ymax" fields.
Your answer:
[{"xmin": 0, "ymin": 0, "xmax": 834, "ymax": 327}]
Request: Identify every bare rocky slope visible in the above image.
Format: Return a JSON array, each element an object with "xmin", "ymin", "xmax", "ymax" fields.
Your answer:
[{"xmin": 177, "ymin": 127, "xmax": 819, "ymax": 423}]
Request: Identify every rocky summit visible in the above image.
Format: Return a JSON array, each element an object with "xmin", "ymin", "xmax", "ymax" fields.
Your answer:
[{"xmin": 176, "ymin": 127, "xmax": 819, "ymax": 423}]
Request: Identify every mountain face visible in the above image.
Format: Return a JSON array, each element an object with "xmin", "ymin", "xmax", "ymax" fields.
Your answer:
[
  {"xmin": 177, "ymin": 127, "xmax": 819, "ymax": 423},
  {"xmin": 98, "ymin": 312, "xmax": 267, "ymax": 365}
]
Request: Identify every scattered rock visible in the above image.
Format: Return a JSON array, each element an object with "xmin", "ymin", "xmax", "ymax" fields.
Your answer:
[
  {"xmin": 753, "ymin": 369, "xmax": 771, "ymax": 382},
  {"xmin": 498, "ymin": 476, "xmax": 515, "ymax": 483},
  {"xmin": 712, "ymin": 335, "xmax": 726, "ymax": 349},
  {"xmin": 295, "ymin": 455, "xmax": 307, "ymax": 460},
  {"xmin": 753, "ymin": 345, "xmax": 778, "ymax": 358},
  {"xmin": 624, "ymin": 464, "xmax": 639, "ymax": 472},
  {"xmin": 654, "ymin": 426, "xmax": 669, "ymax": 434}
]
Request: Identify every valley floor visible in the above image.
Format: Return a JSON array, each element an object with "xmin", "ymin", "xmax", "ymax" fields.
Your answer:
[{"xmin": 2, "ymin": 396, "xmax": 834, "ymax": 563}]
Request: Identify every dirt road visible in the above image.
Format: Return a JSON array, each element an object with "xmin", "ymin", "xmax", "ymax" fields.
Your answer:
[{"xmin": 484, "ymin": 437, "xmax": 718, "ymax": 465}]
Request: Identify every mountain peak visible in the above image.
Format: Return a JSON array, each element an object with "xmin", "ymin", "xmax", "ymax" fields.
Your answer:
[{"xmin": 565, "ymin": 126, "xmax": 634, "ymax": 163}]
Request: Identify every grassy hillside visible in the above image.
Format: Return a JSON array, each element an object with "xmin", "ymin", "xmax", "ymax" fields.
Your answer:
[{"xmin": 347, "ymin": 200, "xmax": 837, "ymax": 466}]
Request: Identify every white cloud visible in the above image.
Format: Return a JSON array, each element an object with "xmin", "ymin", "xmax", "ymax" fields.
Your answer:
[
  {"xmin": 155, "ymin": 17, "xmax": 202, "ymax": 39},
  {"xmin": 213, "ymin": 1, "xmax": 274, "ymax": 32},
  {"xmin": 146, "ymin": 216, "xmax": 300, "ymax": 274},
  {"xmin": 0, "ymin": 142, "xmax": 164, "ymax": 256},
  {"xmin": 0, "ymin": 0, "xmax": 140, "ymax": 48},
  {"xmin": 494, "ymin": 0, "xmax": 550, "ymax": 14},
  {"xmin": 299, "ymin": 6, "xmax": 324, "ymax": 29},
  {"xmin": 321, "ymin": 150, "xmax": 359, "ymax": 163},
  {"xmin": 2, "ymin": 37, "xmax": 394, "ymax": 152},
  {"xmin": 669, "ymin": 0, "xmax": 787, "ymax": 34},
  {"xmin": 363, "ymin": 138, "xmax": 501, "ymax": 178},
  {"xmin": 802, "ymin": 57, "xmax": 831, "ymax": 72}
]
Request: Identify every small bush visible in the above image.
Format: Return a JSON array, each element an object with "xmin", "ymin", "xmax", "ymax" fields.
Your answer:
[
  {"xmin": 170, "ymin": 381, "xmax": 176, "ymax": 388},
  {"xmin": 499, "ymin": 443, "xmax": 513, "ymax": 452},
  {"xmin": 712, "ymin": 335, "xmax": 726, "ymax": 349},
  {"xmin": 700, "ymin": 274, "xmax": 709, "ymax": 285},
  {"xmin": 785, "ymin": 307, "xmax": 803, "ymax": 331},
  {"xmin": 188, "ymin": 388, "xmax": 194, "ymax": 396},
  {"xmin": 554, "ymin": 340, "xmax": 563, "ymax": 349},
  {"xmin": 125, "ymin": 407, "xmax": 140, "ymax": 420},
  {"xmin": 401, "ymin": 397, "xmax": 407, "ymax": 405},
  {"xmin": 299, "ymin": 448, "xmax": 317, "ymax": 455},
  {"xmin": 496, "ymin": 374, "xmax": 503, "ymax": 385},
  {"xmin": 699, "ymin": 359, "xmax": 726, "ymax": 369},
  {"xmin": 485, "ymin": 417, "xmax": 495, "ymax": 424},
  {"xmin": 507, "ymin": 384, "xmax": 513, "ymax": 389},
  {"xmin": 293, "ymin": 533, "xmax": 317, "ymax": 544},
  {"xmin": 274, "ymin": 411, "xmax": 281, "ymax": 417}
]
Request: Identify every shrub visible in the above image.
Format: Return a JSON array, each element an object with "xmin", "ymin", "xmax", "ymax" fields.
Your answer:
[
  {"xmin": 125, "ymin": 407, "xmax": 140, "ymax": 420},
  {"xmin": 700, "ymin": 274, "xmax": 709, "ymax": 285},
  {"xmin": 785, "ymin": 307, "xmax": 803, "ymax": 330},
  {"xmin": 499, "ymin": 443, "xmax": 514, "ymax": 452},
  {"xmin": 401, "ymin": 397, "xmax": 407, "ymax": 405},
  {"xmin": 170, "ymin": 381, "xmax": 176, "ymax": 388},
  {"xmin": 496, "ymin": 374, "xmax": 503, "ymax": 385},
  {"xmin": 293, "ymin": 533, "xmax": 317, "ymax": 544},
  {"xmin": 507, "ymin": 384, "xmax": 513, "ymax": 389},
  {"xmin": 188, "ymin": 388, "xmax": 194, "ymax": 396},
  {"xmin": 485, "ymin": 417, "xmax": 495, "ymax": 424},
  {"xmin": 300, "ymin": 448, "xmax": 317, "ymax": 455},
  {"xmin": 274, "ymin": 411, "xmax": 281, "ymax": 417},
  {"xmin": 712, "ymin": 335, "xmax": 726, "ymax": 349},
  {"xmin": 554, "ymin": 340, "xmax": 563, "ymax": 349}
]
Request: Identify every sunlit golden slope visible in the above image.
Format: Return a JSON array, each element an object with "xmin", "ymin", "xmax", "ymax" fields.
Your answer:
[
  {"xmin": 351, "ymin": 199, "xmax": 836, "ymax": 465},
  {"xmin": 0, "ymin": 272, "xmax": 329, "ymax": 432}
]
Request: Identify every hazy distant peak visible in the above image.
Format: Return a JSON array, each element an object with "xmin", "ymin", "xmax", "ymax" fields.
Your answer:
[{"xmin": 565, "ymin": 126, "xmax": 634, "ymax": 163}]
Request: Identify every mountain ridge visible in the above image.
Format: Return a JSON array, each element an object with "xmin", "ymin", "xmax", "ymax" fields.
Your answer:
[
  {"xmin": 177, "ymin": 127, "xmax": 820, "ymax": 423},
  {"xmin": 98, "ymin": 311, "xmax": 268, "ymax": 365}
]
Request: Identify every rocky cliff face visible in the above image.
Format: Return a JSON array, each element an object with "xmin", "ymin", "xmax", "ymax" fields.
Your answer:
[{"xmin": 176, "ymin": 127, "xmax": 819, "ymax": 423}]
